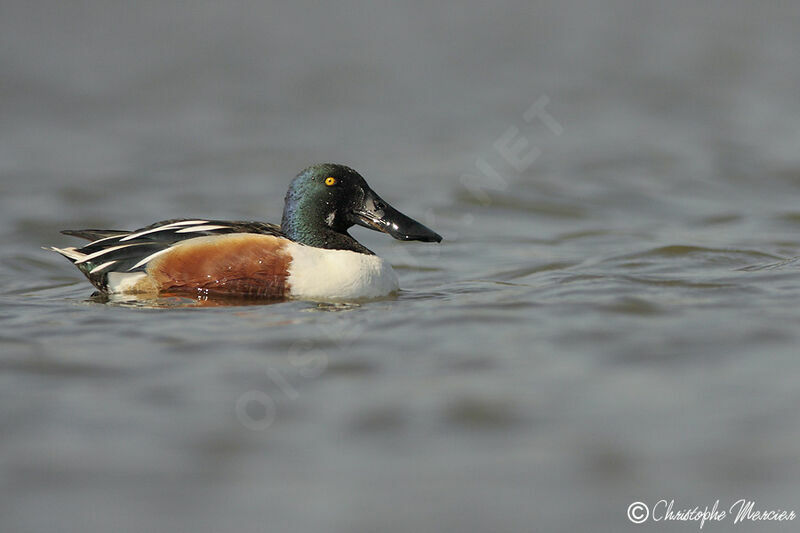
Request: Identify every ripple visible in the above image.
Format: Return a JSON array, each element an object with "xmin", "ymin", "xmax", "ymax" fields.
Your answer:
[
  {"xmin": 695, "ymin": 213, "xmax": 745, "ymax": 226},
  {"xmin": 597, "ymin": 296, "xmax": 667, "ymax": 316},
  {"xmin": 776, "ymin": 212, "xmax": 800, "ymax": 224},
  {"xmin": 392, "ymin": 264, "xmax": 444, "ymax": 272},
  {"xmin": 628, "ymin": 245, "xmax": 780, "ymax": 259},
  {"xmin": 324, "ymin": 358, "xmax": 378, "ymax": 377},
  {"xmin": 604, "ymin": 245, "xmax": 784, "ymax": 268},
  {"xmin": 485, "ymin": 262, "xmax": 575, "ymax": 281},
  {"xmin": 0, "ymin": 357, "xmax": 131, "ymax": 378},
  {"xmin": 443, "ymin": 396, "xmax": 521, "ymax": 430},
  {"xmin": 454, "ymin": 190, "xmax": 588, "ymax": 218},
  {"xmin": 619, "ymin": 275, "xmax": 738, "ymax": 289},
  {"xmin": 738, "ymin": 257, "xmax": 800, "ymax": 272},
  {"xmin": 351, "ymin": 406, "xmax": 409, "ymax": 433}
]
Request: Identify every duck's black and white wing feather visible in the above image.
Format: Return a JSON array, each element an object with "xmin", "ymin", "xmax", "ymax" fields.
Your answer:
[{"xmin": 50, "ymin": 219, "xmax": 284, "ymax": 291}]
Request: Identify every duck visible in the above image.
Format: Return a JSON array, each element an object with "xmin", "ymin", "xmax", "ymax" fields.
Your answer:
[{"xmin": 50, "ymin": 164, "xmax": 442, "ymax": 301}]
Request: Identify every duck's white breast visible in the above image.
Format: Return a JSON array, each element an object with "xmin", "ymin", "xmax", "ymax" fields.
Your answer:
[{"xmin": 285, "ymin": 242, "xmax": 399, "ymax": 301}]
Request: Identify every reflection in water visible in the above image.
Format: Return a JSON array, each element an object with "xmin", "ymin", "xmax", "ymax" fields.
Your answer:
[
  {"xmin": 87, "ymin": 291, "xmax": 285, "ymax": 308},
  {"xmin": 87, "ymin": 291, "xmax": 383, "ymax": 310}
]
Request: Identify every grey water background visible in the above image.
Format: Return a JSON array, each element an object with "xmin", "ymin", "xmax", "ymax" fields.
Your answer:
[{"xmin": 2, "ymin": 0, "xmax": 800, "ymax": 531}]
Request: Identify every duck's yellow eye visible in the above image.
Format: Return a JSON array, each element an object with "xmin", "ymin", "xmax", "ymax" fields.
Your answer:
[{"xmin": 325, "ymin": 176, "xmax": 336, "ymax": 186}]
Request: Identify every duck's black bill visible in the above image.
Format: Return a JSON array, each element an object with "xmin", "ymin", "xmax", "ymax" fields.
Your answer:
[{"xmin": 352, "ymin": 190, "xmax": 442, "ymax": 243}]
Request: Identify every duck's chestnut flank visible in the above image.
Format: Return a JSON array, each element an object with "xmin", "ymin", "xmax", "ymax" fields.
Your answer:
[
  {"xmin": 49, "ymin": 164, "xmax": 442, "ymax": 301},
  {"xmin": 149, "ymin": 234, "xmax": 292, "ymax": 299}
]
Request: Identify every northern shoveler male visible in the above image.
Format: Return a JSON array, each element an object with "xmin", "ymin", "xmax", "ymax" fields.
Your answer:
[{"xmin": 50, "ymin": 164, "xmax": 442, "ymax": 301}]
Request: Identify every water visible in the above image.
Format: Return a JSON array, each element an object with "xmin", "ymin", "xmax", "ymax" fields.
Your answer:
[{"xmin": 2, "ymin": 1, "xmax": 800, "ymax": 531}]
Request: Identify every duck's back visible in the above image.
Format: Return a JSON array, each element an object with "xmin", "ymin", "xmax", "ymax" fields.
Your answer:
[{"xmin": 51, "ymin": 219, "xmax": 287, "ymax": 297}]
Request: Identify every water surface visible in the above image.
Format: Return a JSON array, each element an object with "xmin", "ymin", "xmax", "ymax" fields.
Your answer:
[{"xmin": 2, "ymin": 1, "xmax": 800, "ymax": 532}]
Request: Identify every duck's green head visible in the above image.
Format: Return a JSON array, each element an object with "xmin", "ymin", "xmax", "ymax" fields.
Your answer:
[{"xmin": 281, "ymin": 163, "xmax": 442, "ymax": 253}]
